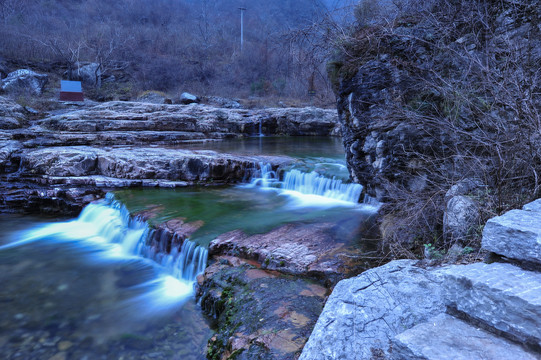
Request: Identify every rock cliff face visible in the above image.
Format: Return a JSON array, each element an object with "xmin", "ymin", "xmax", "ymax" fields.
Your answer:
[{"xmin": 333, "ymin": 0, "xmax": 541, "ymax": 247}]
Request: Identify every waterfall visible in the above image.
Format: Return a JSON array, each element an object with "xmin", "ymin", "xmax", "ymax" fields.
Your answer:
[
  {"xmin": 11, "ymin": 193, "xmax": 207, "ymax": 284},
  {"xmin": 247, "ymin": 163, "xmax": 365, "ymax": 205},
  {"xmin": 97, "ymin": 193, "xmax": 208, "ymax": 283},
  {"xmin": 282, "ymin": 169, "xmax": 363, "ymax": 203}
]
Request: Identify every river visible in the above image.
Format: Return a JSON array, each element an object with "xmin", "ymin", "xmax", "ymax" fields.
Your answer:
[{"xmin": 0, "ymin": 137, "xmax": 378, "ymax": 360}]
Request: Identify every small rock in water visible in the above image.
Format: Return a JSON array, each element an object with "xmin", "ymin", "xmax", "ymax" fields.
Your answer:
[
  {"xmin": 14, "ymin": 313, "xmax": 25, "ymax": 320},
  {"xmin": 57, "ymin": 341, "xmax": 73, "ymax": 351},
  {"xmin": 57, "ymin": 284, "xmax": 68, "ymax": 291}
]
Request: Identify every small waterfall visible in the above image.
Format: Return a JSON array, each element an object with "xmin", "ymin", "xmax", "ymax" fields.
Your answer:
[
  {"xmin": 247, "ymin": 162, "xmax": 279, "ymax": 188},
  {"xmin": 14, "ymin": 193, "xmax": 207, "ymax": 284},
  {"xmin": 282, "ymin": 169, "xmax": 363, "ymax": 203},
  {"xmin": 99, "ymin": 193, "xmax": 208, "ymax": 283},
  {"xmin": 248, "ymin": 163, "xmax": 365, "ymax": 205}
]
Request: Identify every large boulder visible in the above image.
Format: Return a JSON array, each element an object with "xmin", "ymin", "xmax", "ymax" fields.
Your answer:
[
  {"xmin": 75, "ymin": 63, "xmax": 101, "ymax": 86},
  {"xmin": 443, "ymin": 195, "xmax": 480, "ymax": 243},
  {"xmin": 1, "ymin": 69, "xmax": 48, "ymax": 96},
  {"xmin": 178, "ymin": 92, "xmax": 200, "ymax": 105},
  {"xmin": 299, "ymin": 260, "xmax": 445, "ymax": 360}
]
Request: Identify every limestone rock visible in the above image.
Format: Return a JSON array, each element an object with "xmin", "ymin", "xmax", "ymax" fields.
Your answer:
[
  {"xmin": 0, "ymin": 96, "xmax": 26, "ymax": 129},
  {"xmin": 482, "ymin": 207, "xmax": 541, "ymax": 264},
  {"xmin": 299, "ymin": 260, "xmax": 445, "ymax": 360},
  {"xmin": 1, "ymin": 69, "xmax": 48, "ymax": 95},
  {"xmin": 392, "ymin": 313, "xmax": 539, "ymax": 360},
  {"xmin": 197, "ymin": 256, "xmax": 327, "ymax": 360},
  {"xmin": 29, "ymin": 101, "xmax": 339, "ymax": 144},
  {"xmin": 75, "ymin": 63, "xmax": 101, "ymax": 86},
  {"xmin": 209, "ymin": 222, "xmax": 368, "ymax": 284},
  {"xmin": 523, "ymin": 199, "xmax": 541, "ymax": 213},
  {"xmin": 443, "ymin": 195, "xmax": 480, "ymax": 243},
  {"xmin": 20, "ymin": 146, "xmax": 293, "ymax": 183},
  {"xmin": 179, "ymin": 92, "xmax": 200, "ymax": 104},
  {"xmin": 0, "ymin": 140, "xmax": 22, "ymax": 173},
  {"xmin": 444, "ymin": 178, "xmax": 484, "ymax": 203},
  {"xmin": 442, "ymin": 262, "xmax": 541, "ymax": 348}
]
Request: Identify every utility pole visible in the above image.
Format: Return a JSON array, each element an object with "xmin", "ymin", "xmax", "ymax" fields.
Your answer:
[{"xmin": 239, "ymin": 7, "xmax": 246, "ymax": 52}]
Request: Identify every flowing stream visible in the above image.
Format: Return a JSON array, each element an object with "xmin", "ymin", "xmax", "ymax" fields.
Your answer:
[{"xmin": 0, "ymin": 137, "xmax": 378, "ymax": 359}]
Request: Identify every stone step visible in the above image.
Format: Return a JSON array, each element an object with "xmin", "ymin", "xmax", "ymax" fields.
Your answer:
[
  {"xmin": 391, "ymin": 313, "xmax": 540, "ymax": 360},
  {"xmin": 523, "ymin": 199, "xmax": 541, "ymax": 212},
  {"xmin": 441, "ymin": 262, "xmax": 541, "ymax": 347},
  {"xmin": 481, "ymin": 205, "xmax": 541, "ymax": 264}
]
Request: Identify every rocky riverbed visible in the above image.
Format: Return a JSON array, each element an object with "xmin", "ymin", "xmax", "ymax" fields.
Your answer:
[
  {"xmin": 0, "ymin": 96, "xmax": 342, "ymax": 214},
  {"xmin": 1, "ymin": 95, "xmax": 378, "ymax": 360}
]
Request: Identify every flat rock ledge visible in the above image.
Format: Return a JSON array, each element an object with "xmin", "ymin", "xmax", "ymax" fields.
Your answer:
[
  {"xmin": 7, "ymin": 100, "xmax": 339, "ymax": 147},
  {"xmin": 17, "ymin": 146, "xmax": 293, "ymax": 183},
  {"xmin": 1, "ymin": 145, "xmax": 293, "ymax": 215},
  {"xmin": 301, "ymin": 199, "xmax": 541, "ymax": 359},
  {"xmin": 210, "ymin": 223, "xmax": 368, "ymax": 285}
]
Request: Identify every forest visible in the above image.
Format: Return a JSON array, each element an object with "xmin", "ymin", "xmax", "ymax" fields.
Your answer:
[{"xmin": 0, "ymin": 0, "xmax": 357, "ymax": 105}]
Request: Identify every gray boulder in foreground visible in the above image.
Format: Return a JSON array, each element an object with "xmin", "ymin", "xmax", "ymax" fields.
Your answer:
[
  {"xmin": 392, "ymin": 313, "xmax": 539, "ymax": 360},
  {"xmin": 299, "ymin": 260, "xmax": 445, "ymax": 360},
  {"xmin": 482, "ymin": 208, "xmax": 541, "ymax": 264}
]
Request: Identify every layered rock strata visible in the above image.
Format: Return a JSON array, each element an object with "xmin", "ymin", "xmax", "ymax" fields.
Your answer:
[{"xmin": 300, "ymin": 199, "xmax": 541, "ymax": 359}]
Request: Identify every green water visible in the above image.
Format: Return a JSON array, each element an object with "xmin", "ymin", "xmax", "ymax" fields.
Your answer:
[
  {"xmin": 115, "ymin": 186, "xmax": 374, "ymax": 248},
  {"xmin": 171, "ymin": 136, "xmax": 351, "ymax": 180},
  {"xmin": 116, "ymin": 136, "xmax": 369, "ymax": 247},
  {"xmin": 171, "ymin": 136, "xmax": 345, "ymax": 159}
]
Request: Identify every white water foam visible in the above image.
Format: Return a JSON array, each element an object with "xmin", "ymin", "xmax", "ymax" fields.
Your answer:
[
  {"xmin": 245, "ymin": 163, "xmax": 376, "ymax": 209},
  {"xmin": 2, "ymin": 193, "xmax": 208, "ymax": 309}
]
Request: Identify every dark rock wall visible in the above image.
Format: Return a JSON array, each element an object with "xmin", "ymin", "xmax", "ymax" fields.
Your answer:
[
  {"xmin": 334, "ymin": 0, "xmax": 541, "ymax": 248},
  {"xmin": 336, "ymin": 0, "xmax": 540, "ymax": 199}
]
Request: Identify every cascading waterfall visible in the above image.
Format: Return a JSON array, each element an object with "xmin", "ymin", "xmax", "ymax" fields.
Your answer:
[
  {"xmin": 94, "ymin": 193, "xmax": 208, "ymax": 283},
  {"xmin": 7, "ymin": 193, "xmax": 208, "ymax": 303},
  {"xmin": 282, "ymin": 169, "xmax": 363, "ymax": 203},
  {"xmin": 247, "ymin": 163, "xmax": 367, "ymax": 205}
]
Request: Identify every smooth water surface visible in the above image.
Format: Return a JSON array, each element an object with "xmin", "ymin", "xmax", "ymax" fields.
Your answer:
[
  {"xmin": 115, "ymin": 185, "xmax": 375, "ymax": 248},
  {"xmin": 170, "ymin": 136, "xmax": 345, "ymax": 159},
  {"xmin": 170, "ymin": 136, "xmax": 351, "ymax": 180},
  {"xmin": 0, "ymin": 216, "xmax": 212, "ymax": 360}
]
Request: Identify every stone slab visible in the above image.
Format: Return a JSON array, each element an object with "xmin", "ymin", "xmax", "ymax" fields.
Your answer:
[
  {"xmin": 442, "ymin": 262, "xmax": 541, "ymax": 347},
  {"xmin": 523, "ymin": 199, "xmax": 541, "ymax": 213},
  {"xmin": 482, "ymin": 209, "xmax": 541, "ymax": 264},
  {"xmin": 392, "ymin": 313, "xmax": 539, "ymax": 360},
  {"xmin": 299, "ymin": 260, "xmax": 445, "ymax": 360}
]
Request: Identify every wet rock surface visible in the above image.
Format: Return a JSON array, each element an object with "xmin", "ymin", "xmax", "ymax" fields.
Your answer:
[
  {"xmin": 209, "ymin": 222, "xmax": 371, "ymax": 285},
  {"xmin": 197, "ymin": 256, "xmax": 327, "ymax": 360},
  {"xmin": 0, "ymin": 95, "xmax": 331, "ymax": 216}
]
